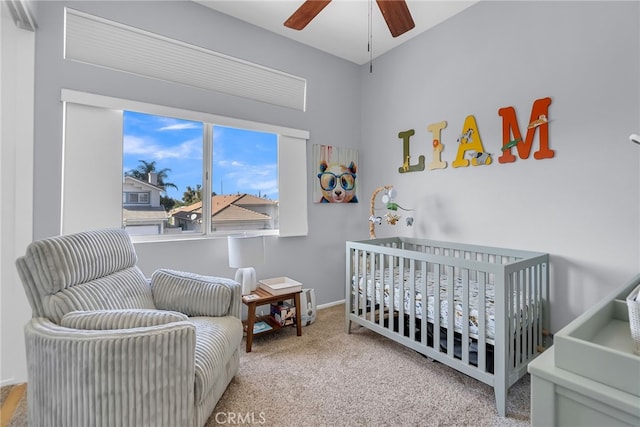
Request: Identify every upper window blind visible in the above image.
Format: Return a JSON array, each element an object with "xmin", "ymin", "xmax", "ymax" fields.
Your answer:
[{"xmin": 64, "ymin": 8, "xmax": 307, "ymax": 111}]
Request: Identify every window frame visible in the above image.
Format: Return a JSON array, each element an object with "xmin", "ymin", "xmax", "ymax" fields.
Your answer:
[
  {"xmin": 61, "ymin": 89, "xmax": 309, "ymax": 241},
  {"xmin": 123, "ymin": 192, "xmax": 150, "ymax": 205}
]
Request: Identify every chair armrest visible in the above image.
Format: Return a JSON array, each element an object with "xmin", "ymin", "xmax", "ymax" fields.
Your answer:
[
  {"xmin": 151, "ymin": 269, "xmax": 242, "ymax": 318},
  {"xmin": 25, "ymin": 317, "xmax": 196, "ymax": 427}
]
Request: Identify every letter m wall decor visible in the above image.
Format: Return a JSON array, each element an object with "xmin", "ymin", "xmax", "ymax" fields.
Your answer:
[{"xmin": 498, "ymin": 97, "xmax": 554, "ymax": 163}]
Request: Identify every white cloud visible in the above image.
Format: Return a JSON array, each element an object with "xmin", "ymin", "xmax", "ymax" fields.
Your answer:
[
  {"xmin": 224, "ymin": 163, "xmax": 277, "ymax": 196},
  {"xmin": 155, "ymin": 138, "xmax": 201, "ymax": 160},
  {"xmin": 158, "ymin": 122, "xmax": 201, "ymax": 131},
  {"xmin": 123, "ymin": 135, "xmax": 153, "ymax": 155},
  {"xmin": 123, "ymin": 135, "xmax": 201, "ymax": 160},
  {"xmin": 216, "ymin": 159, "xmax": 245, "ymax": 168}
]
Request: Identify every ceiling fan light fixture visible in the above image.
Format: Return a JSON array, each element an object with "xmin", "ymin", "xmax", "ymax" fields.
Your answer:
[
  {"xmin": 283, "ymin": 0, "xmax": 415, "ymax": 38},
  {"xmin": 284, "ymin": 0, "xmax": 332, "ymax": 30},
  {"xmin": 376, "ymin": 0, "xmax": 415, "ymax": 38}
]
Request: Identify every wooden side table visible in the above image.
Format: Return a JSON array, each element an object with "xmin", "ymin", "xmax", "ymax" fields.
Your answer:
[{"xmin": 241, "ymin": 287, "xmax": 302, "ymax": 352}]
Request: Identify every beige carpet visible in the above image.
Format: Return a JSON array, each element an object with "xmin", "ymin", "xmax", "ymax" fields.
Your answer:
[
  {"xmin": 2, "ymin": 304, "xmax": 531, "ymax": 426},
  {"xmin": 208, "ymin": 304, "xmax": 531, "ymax": 426}
]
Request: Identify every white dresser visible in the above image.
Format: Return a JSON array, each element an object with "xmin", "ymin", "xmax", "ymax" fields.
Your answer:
[{"xmin": 528, "ymin": 274, "xmax": 640, "ymax": 427}]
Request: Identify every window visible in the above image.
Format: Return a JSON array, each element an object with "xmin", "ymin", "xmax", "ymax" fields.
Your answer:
[
  {"xmin": 211, "ymin": 126, "xmax": 278, "ymax": 233},
  {"xmin": 123, "ymin": 192, "xmax": 150, "ymax": 204},
  {"xmin": 122, "ymin": 111, "xmax": 203, "ymax": 236},
  {"xmin": 122, "ymin": 112, "xmax": 279, "ymax": 237},
  {"xmin": 60, "ymin": 89, "xmax": 309, "ymax": 239}
]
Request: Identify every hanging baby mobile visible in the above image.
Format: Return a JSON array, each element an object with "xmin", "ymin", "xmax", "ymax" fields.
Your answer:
[{"xmin": 368, "ymin": 185, "xmax": 413, "ymax": 239}]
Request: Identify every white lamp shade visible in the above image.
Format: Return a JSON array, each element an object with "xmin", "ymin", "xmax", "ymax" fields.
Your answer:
[{"xmin": 228, "ymin": 235, "xmax": 265, "ymax": 268}]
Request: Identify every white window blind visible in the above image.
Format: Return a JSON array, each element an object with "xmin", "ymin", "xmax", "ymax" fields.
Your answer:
[
  {"xmin": 64, "ymin": 8, "xmax": 307, "ymax": 111},
  {"xmin": 278, "ymin": 135, "xmax": 309, "ymax": 237},
  {"xmin": 62, "ymin": 103, "xmax": 123, "ymax": 234}
]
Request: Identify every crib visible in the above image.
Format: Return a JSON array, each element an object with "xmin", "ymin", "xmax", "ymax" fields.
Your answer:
[{"xmin": 345, "ymin": 237, "xmax": 550, "ymax": 417}]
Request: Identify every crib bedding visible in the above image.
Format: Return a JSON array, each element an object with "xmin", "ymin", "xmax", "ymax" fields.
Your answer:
[{"xmin": 354, "ymin": 268, "xmax": 525, "ymax": 342}]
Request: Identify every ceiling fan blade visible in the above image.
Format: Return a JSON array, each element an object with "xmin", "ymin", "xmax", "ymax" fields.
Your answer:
[
  {"xmin": 284, "ymin": 0, "xmax": 332, "ymax": 31},
  {"xmin": 376, "ymin": 0, "xmax": 415, "ymax": 38}
]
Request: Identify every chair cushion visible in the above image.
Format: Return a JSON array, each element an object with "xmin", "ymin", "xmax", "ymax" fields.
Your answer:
[
  {"xmin": 151, "ymin": 269, "xmax": 232, "ymax": 317},
  {"xmin": 190, "ymin": 316, "xmax": 243, "ymax": 405},
  {"xmin": 61, "ymin": 309, "xmax": 188, "ymax": 330}
]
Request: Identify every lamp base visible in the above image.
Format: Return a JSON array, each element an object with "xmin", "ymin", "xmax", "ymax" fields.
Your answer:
[{"xmin": 235, "ymin": 267, "xmax": 257, "ymax": 295}]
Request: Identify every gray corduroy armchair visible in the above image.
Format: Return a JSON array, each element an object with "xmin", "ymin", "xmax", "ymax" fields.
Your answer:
[{"xmin": 16, "ymin": 228, "xmax": 243, "ymax": 427}]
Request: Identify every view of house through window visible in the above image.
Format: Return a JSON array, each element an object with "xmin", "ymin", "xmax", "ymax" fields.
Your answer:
[{"xmin": 123, "ymin": 111, "xmax": 278, "ymax": 236}]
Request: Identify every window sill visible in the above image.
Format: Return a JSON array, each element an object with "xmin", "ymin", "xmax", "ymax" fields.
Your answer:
[{"xmin": 130, "ymin": 229, "xmax": 279, "ymax": 244}]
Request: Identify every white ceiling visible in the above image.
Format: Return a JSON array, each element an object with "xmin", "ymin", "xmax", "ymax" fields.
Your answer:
[{"xmin": 195, "ymin": 0, "xmax": 477, "ymax": 65}]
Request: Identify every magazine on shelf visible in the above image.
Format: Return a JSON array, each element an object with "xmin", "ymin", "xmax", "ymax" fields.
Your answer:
[
  {"xmin": 253, "ymin": 321, "xmax": 272, "ymax": 333},
  {"xmin": 259, "ymin": 277, "xmax": 302, "ymax": 295}
]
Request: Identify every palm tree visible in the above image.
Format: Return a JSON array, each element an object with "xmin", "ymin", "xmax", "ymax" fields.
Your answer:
[
  {"xmin": 182, "ymin": 185, "xmax": 202, "ymax": 204},
  {"xmin": 159, "ymin": 195, "xmax": 176, "ymax": 212},
  {"xmin": 126, "ymin": 160, "xmax": 178, "ymax": 193}
]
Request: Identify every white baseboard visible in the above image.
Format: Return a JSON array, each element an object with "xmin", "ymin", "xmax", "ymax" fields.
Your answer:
[{"xmin": 317, "ymin": 299, "xmax": 345, "ymax": 310}]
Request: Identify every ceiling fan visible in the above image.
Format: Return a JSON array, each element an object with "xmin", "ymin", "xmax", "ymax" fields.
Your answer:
[{"xmin": 284, "ymin": 0, "xmax": 416, "ymax": 38}]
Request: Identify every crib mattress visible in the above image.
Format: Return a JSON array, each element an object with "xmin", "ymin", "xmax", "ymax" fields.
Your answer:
[{"xmin": 353, "ymin": 269, "xmax": 507, "ymax": 342}]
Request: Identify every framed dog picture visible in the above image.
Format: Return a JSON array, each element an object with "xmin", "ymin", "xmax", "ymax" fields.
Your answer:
[{"xmin": 312, "ymin": 144, "xmax": 359, "ymax": 203}]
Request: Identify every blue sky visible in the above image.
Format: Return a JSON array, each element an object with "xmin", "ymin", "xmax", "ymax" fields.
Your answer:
[{"xmin": 123, "ymin": 111, "xmax": 278, "ymax": 202}]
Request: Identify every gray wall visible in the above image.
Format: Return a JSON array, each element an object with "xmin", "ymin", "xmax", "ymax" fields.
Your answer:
[
  {"xmin": 31, "ymin": 1, "xmax": 366, "ymax": 308},
  {"xmin": 1, "ymin": 2, "xmax": 35, "ymax": 386},
  {"xmin": 359, "ymin": 0, "xmax": 640, "ymax": 332}
]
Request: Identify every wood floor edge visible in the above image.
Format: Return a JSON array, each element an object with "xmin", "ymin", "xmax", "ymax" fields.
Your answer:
[{"xmin": 1, "ymin": 383, "xmax": 26, "ymax": 427}]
